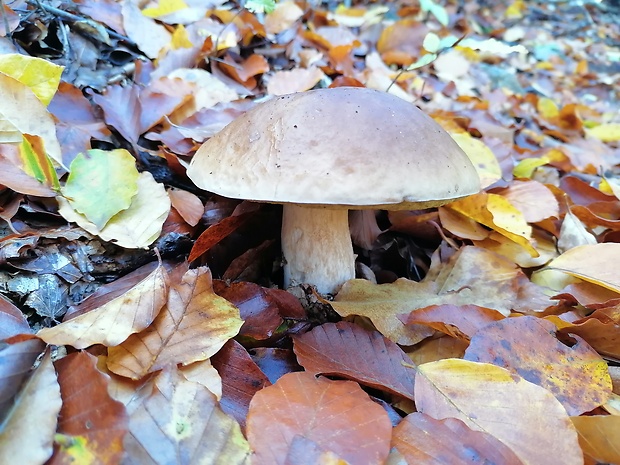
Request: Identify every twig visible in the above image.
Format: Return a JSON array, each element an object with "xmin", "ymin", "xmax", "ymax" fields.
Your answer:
[{"xmin": 25, "ymin": 0, "xmax": 136, "ymax": 46}]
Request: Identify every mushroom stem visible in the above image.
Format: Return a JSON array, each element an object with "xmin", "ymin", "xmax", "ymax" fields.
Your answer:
[{"xmin": 281, "ymin": 204, "xmax": 355, "ymax": 294}]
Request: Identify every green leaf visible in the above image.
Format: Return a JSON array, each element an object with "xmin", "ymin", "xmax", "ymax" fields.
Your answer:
[
  {"xmin": 61, "ymin": 149, "xmax": 139, "ymax": 230},
  {"xmin": 245, "ymin": 0, "xmax": 276, "ymax": 14},
  {"xmin": 420, "ymin": 0, "xmax": 449, "ymax": 27},
  {"xmin": 423, "ymin": 32, "xmax": 441, "ymax": 54},
  {"xmin": 405, "ymin": 53, "xmax": 437, "ymax": 71}
]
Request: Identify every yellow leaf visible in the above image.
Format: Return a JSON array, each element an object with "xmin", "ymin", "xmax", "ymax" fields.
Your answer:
[
  {"xmin": 142, "ymin": 0, "xmax": 188, "ymax": 18},
  {"xmin": 0, "ymin": 54, "xmax": 63, "ymax": 106},
  {"xmin": 587, "ymin": 123, "xmax": 620, "ymax": 142},
  {"xmin": 450, "ymin": 133, "xmax": 501, "ymax": 189},
  {"xmin": 537, "ymin": 97, "xmax": 559, "ymax": 120},
  {"xmin": 447, "ymin": 192, "xmax": 538, "ymax": 256},
  {"xmin": 513, "ymin": 156, "xmax": 550, "ymax": 178},
  {"xmin": 542, "ymin": 243, "xmax": 620, "ymax": 293},
  {"xmin": 171, "ymin": 24, "xmax": 193, "ymax": 49},
  {"xmin": 416, "ymin": 359, "xmax": 583, "ymax": 465}
]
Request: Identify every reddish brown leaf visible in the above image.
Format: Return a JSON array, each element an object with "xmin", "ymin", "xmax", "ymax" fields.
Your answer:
[
  {"xmin": 247, "ymin": 372, "xmax": 392, "ymax": 465},
  {"xmin": 211, "ymin": 339, "xmax": 271, "ymax": 430},
  {"xmin": 188, "ymin": 212, "xmax": 252, "ymax": 262},
  {"xmin": 294, "ymin": 321, "xmax": 415, "ymax": 400},
  {"xmin": 0, "ymin": 337, "xmax": 46, "ymax": 419},
  {"xmin": 213, "ymin": 281, "xmax": 284, "ymax": 340},
  {"xmin": 391, "ymin": 412, "xmax": 524, "ymax": 465},
  {"xmin": 403, "ymin": 303, "xmax": 505, "ymax": 340},
  {"xmin": 0, "ymin": 295, "xmax": 30, "ymax": 339},
  {"xmin": 464, "ymin": 316, "xmax": 612, "ymax": 415},
  {"xmin": 49, "ymin": 352, "xmax": 127, "ymax": 465}
]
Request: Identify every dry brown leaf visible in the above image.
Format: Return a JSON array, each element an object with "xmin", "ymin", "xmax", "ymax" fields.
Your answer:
[
  {"xmin": 390, "ymin": 412, "xmax": 524, "ymax": 465},
  {"xmin": 293, "ymin": 321, "xmax": 415, "ymax": 399},
  {"xmin": 247, "ymin": 372, "xmax": 392, "ymax": 465},
  {"xmin": 123, "ymin": 366, "xmax": 251, "ymax": 465},
  {"xmin": 50, "ymin": 352, "xmax": 127, "ymax": 465},
  {"xmin": 107, "ymin": 265, "xmax": 243, "ymax": 379},
  {"xmin": 38, "ymin": 261, "xmax": 168, "ymax": 349},
  {"xmin": 331, "ymin": 246, "xmax": 553, "ymax": 345},
  {"xmin": 416, "ymin": 359, "xmax": 583, "ymax": 465}
]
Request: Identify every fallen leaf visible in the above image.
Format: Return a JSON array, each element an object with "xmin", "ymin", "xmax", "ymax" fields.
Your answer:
[
  {"xmin": 542, "ymin": 243, "xmax": 620, "ymax": 293},
  {"xmin": 61, "ymin": 149, "xmax": 139, "ymax": 229},
  {"xmin": 107, "ymin": 266, "xmax": 243, "ymax": 379},
  {"xmin": 0, "ymin": 351, "xmax": 61, "ymax": 465},
  {"xmin": 294, "ymin": 321, "xmax": 416, "ymax": 399},
  {"xmin": 38, "ymin": 261, "xmax": 168, "ymax": 349},
  {"xmin": 123, "ymin": 366, "xmax": 251, "ymax": 464},
  {"xmin": 571, "ymin": 415, "xmax": 620, "ymax": 464},
  {"xmin": 416, "ymin": 359, "xmax": 583, "ymax": 465},
  {"xmin": 247, "ymin": 372, "xmax": 392, "ymax": 465},
  {"xmin": 50, "ymin": 352, "xmax": 128, "ymax": 465},
  {"xmin": 58, "ymin": 171, "xmax": 171, "ymax": 249},
  {"xmin": 464, "ymin": 316, "xmax": 612, "ymax": 415},
  {"xmin": 390, "ymin": 412, "xmax": 524, "ymax": 465}
]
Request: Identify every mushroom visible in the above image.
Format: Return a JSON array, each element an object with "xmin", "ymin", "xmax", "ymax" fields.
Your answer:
[{"xmin": 187, "ymin": 87, "xmax": 480, "ymax": 294}]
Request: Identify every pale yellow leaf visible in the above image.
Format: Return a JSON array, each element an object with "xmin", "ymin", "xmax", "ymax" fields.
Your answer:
[
  {"xmin": 450, "ymin": 133, "xmax": 501, "ymax": 189},
  {"xmin": 416, "ymin": 359, "xmax": 583, "ymax": 465},
  {"xmin": 543, "ymin": 243, "xmax": 620, "ymax": 293},
  {"xmin": 0, "ymin": 352, "xmax": 61, "ymax": 464},
  {"xmin": 38, "ymin": 263, "xmax": 168, "ymax": 349}
]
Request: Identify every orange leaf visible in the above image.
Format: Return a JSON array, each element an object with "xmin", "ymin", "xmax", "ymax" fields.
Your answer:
[{"xmin": 247, "ymin": 372, "xmax": 392, "ymax": 465}]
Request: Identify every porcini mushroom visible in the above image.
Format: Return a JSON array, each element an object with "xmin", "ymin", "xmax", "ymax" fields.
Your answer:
[{"xmin": 187, "ymin": 87, "xmax": 480, "ymax": 294}]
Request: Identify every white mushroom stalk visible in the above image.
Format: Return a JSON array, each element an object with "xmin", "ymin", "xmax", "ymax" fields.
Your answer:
[{"xmin": 281, "ymin": 205, "xmax": 354, "ymax": 294}]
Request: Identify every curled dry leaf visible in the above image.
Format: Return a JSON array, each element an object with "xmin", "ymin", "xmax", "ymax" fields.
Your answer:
[
  {"xmin": 415, "ymin": 359, "xmax": 583, "ymax": 465},
  {"xmin": 247, "ymin": 372, "xmax": 392, "ymax": 465},
  {"xmin": 293, "ymin": 321, "xmax": 416, "ymax": 400},
  {"xmin": 107, "ymin": 265, "xmax": 243, "ymax": 379},
  {"xmin": 542, "ymin": 243, "xmax": 620, "ymax": 293},
  {"xmin": 464, "ymin": 316, "xmax": 612, "ymax": 416},
  {"xmin": 123, "ymin": 366, "xmax": 251, "ymax": 465},
  {"xmin": 0, "ymin": 351, "xmax": 61, "ymax": 465},
  {"xmin": 50, "ymin": 352, "xmax": 128, "ymax": 465},
  {"xmin": 266, "ymin": 67, "xmax": 326, "ymax": 96},
  {"xmin": 38, "ymin": 261, "xmax": 168, "ymax": 349},
  {"xmin": 167, "ymin": 187, "xmax": 203, "ymax": 227},
  {"xmin": 390, "ymin": 412, "xmax": 524, "ymax": 465}
]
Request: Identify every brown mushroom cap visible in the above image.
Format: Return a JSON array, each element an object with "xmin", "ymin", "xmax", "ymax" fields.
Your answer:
[
  {"xmin": 187, "ymin": 87, "xmax": 480, "ymax": 209},
  {"xmin": 187, "ymin": 87, "xmax": 480, "ymax": 294}
]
